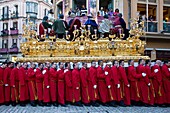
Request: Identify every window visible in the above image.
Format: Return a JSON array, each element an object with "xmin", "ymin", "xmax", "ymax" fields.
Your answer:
[
  {"xmin": 44, "ymin": 9, "xmax": 48, "ymax": 16},
  {"xmin": 163, "ymin": 0, "xmax": 170, "ymax": 33},
  {"xmin": 2, "ymin": 6, "xmax": 9, "ymax": 19},
  {"xmin": 137, "ymin": 0, "xmax": 158, "ymax": 32},
  {"xmin": 3, "ymin": 23, "xmax": 8, "ymax": 30},
  {"xmin": 26, "ymin": 2, "xmax": 38, "ymax": 14},
  {"xmin": 13, "ymin": 5, "xmax": 18, "ymax": 17},
  {"xmin": 13, "ymin": 22, "xmax": 18, "ymax": 29},
  {"xmin": 12, "ymin": 39, "xmax": 17, "ymax": 48},
  {"xmin": 2, "ymin": 39, "xmax": 8, "ymax": 48}
]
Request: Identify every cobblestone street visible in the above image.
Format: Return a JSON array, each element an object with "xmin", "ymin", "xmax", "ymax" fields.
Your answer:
[{"xmin": 0, "ymin": 105, "xmax": 170, "ymax": 113}]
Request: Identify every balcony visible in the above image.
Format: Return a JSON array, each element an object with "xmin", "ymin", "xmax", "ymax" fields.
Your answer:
[
  {"xmin": 0, "ymin": 47, "xmax": 19, "ymax": 54},
  {"xmin": 11, "ymin": 12, "xmax": 19, "ymax": 19},
  {"xmin": 10, "ymin": 29, "xmax": 18, "ymax": 35},
  {"xmin": 163, "ymin": 22, "xmax": 170, "ymax": 33},
  {"xmin": 1, "ymin": 14, "xmax": 9, "ymax": 20},
  {"xmin": 1, "ymin": 30, "xmax": 9, "ymax": 36},
  {"xmin": 145, "ymin": 21, "xmax": 158, "ymax": 33}
]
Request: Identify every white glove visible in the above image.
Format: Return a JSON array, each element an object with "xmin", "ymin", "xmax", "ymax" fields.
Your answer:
[
  {"xmin": 93, "ymin": 85, "xmax": 97, "ymax": 89},
  {"xmin": 64, "ymin": 69, "xmax": 68, "ymax": 73},
  {"xmin": 46, "ymin": 86, "xmax": 50, "ymax": 88},
  {"xmin": 108, "ymin": 85, "xmax": 111, "ymax": 89},
  {"xmin": 105, "ymin": 71, "xmax": 108, "ymax": 75},
  {"xmin": 127, "ymin": 84, "xmax": 130, "ymax": 87},
  {"xmin": 148, "ymin": 83, "xmax": 151, "ymax": 86},
  {"xmin": 168, "ymin": 68, "xmax": 170, "ymax": 71},
  {"xmin": 34, "ymin": 69, "xmax": 36, "ymax": 72},
  {"xmin": 142, "ymin": 73, "xmax": 146, "ymax": 77},
  {"xmin": 42, "ymin": 70, "xmax": 46, "ymax": 74},
  {"xmin": 5, "ymin": 84, "xmax": 9, "ymax": 87},
  {"xmin": 76, "ymin": 87, "xmax": 79, "ymax": 90},
  {"xmin": 12, "ymin": 85, "xmax": 15, "ymax": 88},
  {"xmin": 117, "ymin": 84, "xmax": 120, "ymax": 88},
  {"xmin": 154, "ymin": 69, "xmax": 159, "ymax": 73},
  {"xmin": 57, "ymin": 68, "xmax": 61, "ymax": 71}
]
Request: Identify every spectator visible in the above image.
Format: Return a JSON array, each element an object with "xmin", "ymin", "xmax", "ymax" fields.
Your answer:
[{"xmin": 99, "ymin": 7, "xmax": 105, "ymax": 16}]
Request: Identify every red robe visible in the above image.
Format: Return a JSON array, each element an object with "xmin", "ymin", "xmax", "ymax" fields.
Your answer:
[
  {"xmin": 3, "ymin": 67, "xmax": 12, "ymax": 102},
  {"xmin": 0, "ymin": 67, "xmax": 4, "ymax": 104},
  {"xmin": 136, "ymin": 65, "xmax": 150, "ymax": 104},
  {"xmin": 161, "ymin": 64, "xmax": 170, "ymax": 104},
  {"xmin": 27, "ymin": 68, "xmax": 37, "ymax": 101},
  {"xmin": 65, "ymin": 69, "xmax": 73, "ymax": 102},
  {"xmin": 80, "ymin": 67, "xmax": 90, "ymax": 104},
  {"xmin": 104, "ymin": 66, "xmax": 117, "ymax": 102},
  {"xmin": 10, "ymin": 68, "xmax": 19, "ymax": 102},
  {"xmin": 145, "ymin": 65, "xmax": 155, "ymax": 105},
  {"xmin": 43, "ymin": 68, "xmax": 50, "ymax": 103},
  {"xmin": 57, "ymin": 68, "xmax": 65, "ymax": 104},
  {"xmin": 88, "ymin": 66, "xmax": 99, "ymax": 101},
  {"xmin": 111, "ymin": 66, "xmax": 121, "ymax": 101},
  {"xmin": 118, "ymin": 66, "xmax": 131, "ymax": 105},
  {"xmin": 49, "ymin": 68, "xmax": 57, "ymax": 102},
  {"xmin": 151, "ymin": 65, "xmax": 165, "ymax": 104},
  {"xmin": 72, "ymin": 68, "xmax": 81, "ymax": 102},
  {"xmin": 36, "ymin": 68, "xmax": 44, "ymax": 101},
  {"xmin": 18, "ymin": 67, "xmax": 28, "ymax": 101},
  {"xmin": 127, "ymin": 66, "xmax": 142, "ymax": 102},
  {"xmin": 97, "ymin": 66, "xmax": 108, "ymax": 103}
]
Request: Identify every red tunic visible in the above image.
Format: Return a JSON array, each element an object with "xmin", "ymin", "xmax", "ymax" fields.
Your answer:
[
  {"xmin": 97, "ymin": 66, "xmax": 108, "ymax": 103},
  {"xmin": 104, "ymin": 66, "xmax": 117, "ymax": 102},
  {"xmin": 111, "ymin": 66, "xmax": 121, "ymax": 101},
  {"xmin": 3, "ymin": 67, "xmax": 12, "ymax": 102},
  {"xmin": 10, "ymin": 68, "xmax": 19, "ymax": 102},
  {"xmin": 88, "ymin": 66, "xmax": 99, "ymax": 101},
  {"xmin": 65, "ymin": 69, "xmax": 73, "ymax": 102},
  {"xmin": 127, "ymin": 66, "xmax": 142, "ymax": 102},
  {"xmin": 57, "ymin": 68, "xmax": 65, "ymax": 104},
  {"xmin": 162, "ymin": 64, "xmax": 170, "ymax": 104},
  {"xmin": 49, "ymin": 67, "xmax": 57, "ymax": 102},
  {"xmin": 43, "ymin": 68, "xmax": 50, "ymax": 103},
  {"xmin": 118, "ymin": 66, "xmax": 131, "ymax": 105},
  {"xmin": 18, "ymin": 67, "xmax": 28, "ymax": 101},
  {"xmin": 80, "ymin": 67, "xmax": 90, "ymax": 104},
  {"xmin": 151, "ymin": 65, "xmax": 165, "ymax": 104},
  {"xmin": 72, "ymin": 68, "xmax": 81, "ymax": 102},
  {"xmin": 145, "ymin": 65, "xmax": 155, "ymax": 105},
  {"xmin": 27, "ymin": 68, "xmax": 37, "ymax": 101},
  {"xmin": 136, "ymin": 65, "xmax": 150, "ymax": 104},
  {"xmin": 0, "ymin": 67, "xmax": 5, "ymax": 104},
  {"xmin": 36, "ymin": 68, "xmax": 44, "ymax": 101}
]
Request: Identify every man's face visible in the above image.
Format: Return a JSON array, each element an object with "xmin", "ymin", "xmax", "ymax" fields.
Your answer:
[
  {"xmin": 131, "ymin": 60, "xmax": 134, "ymax": 66},
  {"xmin": 114, "ymin": 61, "xmax": 118, "ymax": 67},
  {"xmin": 59, "ymin": 63, "xmax": 64, "ymax": 69},
  {"xmin": 18, "ymin": 63, "xmax": 21, "ymax": 67},
  {"xmin": 9, "ymin": 63, "xmax": 14, "ymax": 68},
  {"xmin": 91, "ymin": 62, "xmax": 96, "ymax": 67},
  {"xmin": 141, "ymin": 60, "xmax": 145, "ymax": 65},
  {"xmin": 83, "ymin": 63, "xmax": 87, "ymax": 68},
  {"xmin": 23, "ymin": 63, "xmax": 28, "ymax": 69},
  {"xmin": 121, "ymin": 61, "xmax": 124, "ymax": 66},
  {"xmin": 100, "ymin": 61, "xmax": 103, "ymax": 66},
  {"xmin": 74, "ymin": 63, "xmax": 79, "ymax": 69},
  {"xmin": 67, "ymin": 63, "xmax": 71, "ymax": 69},
  {"xmin": 32, "ymin": 64, "xmax": 36, "ymax": 69},
  {"xmin": 3, "ymin": 64, "xmax": 7, "ymax": 68},
  {"xmin": 39, "ymin": 64, "xmax": 43, "ymax": 69},
  {"xmin": 46, "ymin": 62, "xmax": 50, "ymax": 68}
]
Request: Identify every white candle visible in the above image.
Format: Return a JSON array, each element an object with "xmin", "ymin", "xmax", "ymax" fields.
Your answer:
[{"xmin": 74, "ymin": 25, "xmax": 77, "ymax": 30}]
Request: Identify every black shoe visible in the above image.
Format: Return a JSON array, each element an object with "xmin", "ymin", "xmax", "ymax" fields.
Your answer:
[
  {"xmin": 84, "ymin": 103, "xmax": 91, "ymax": 106},
  {"xmin": 11, "ymin": 102, "xmax": 17, "ymax": 107},
  {"xmin": 30, "ymin": 101, "xmax": 36, "ymax": 107},
  {"xmin": 20, "ymin": 102, "xmax": 26, "ymax": 107},
  {"xmin": 91, "ymin": 101, "xmax": 100, "ymax": 107},
  {"xmin": 38, "ymin": 101, "xmax": 44, "ymax": 106},
  {"xmin": 60, "ymin": 104, "xmax": 67, "ymax": 107},
  {"xmin": 109, "ymin": 101, "xmax": 117, "ymax": 107},
  {"xmin": 119, "ymin": 100, "xmax": 126, "ymax": 107},
  {"xmin": 53, "ymin": 103, "xmax": 58, "ymax": 107},
  {"xmin": 102, "ymin": 103, "xmax": 109, "ymax": 107},
  {"xmin": 5, "ymin": 102, "xmax": 10, "ymax": 106},
  {"xmin": 75, "ymin": 101, "xmax": 83, "ymax": 107},
  {"xmin": 44, "ymin": 103, "xmax": 51, "ymax": 107}
]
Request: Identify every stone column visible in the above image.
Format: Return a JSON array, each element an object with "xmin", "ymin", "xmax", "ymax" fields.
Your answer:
[
  {"xmin": 158, "ymin": 0, "xmax": 163, "ymax": 32},
  {"xmin": 131, "ymin": 0, "xmax": 137, "ymax": 19}
]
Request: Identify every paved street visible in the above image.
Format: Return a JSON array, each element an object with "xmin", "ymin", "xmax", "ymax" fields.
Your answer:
[{"xmin": 0, "ymin": 105, "xmax": 170, "ymax": 113}]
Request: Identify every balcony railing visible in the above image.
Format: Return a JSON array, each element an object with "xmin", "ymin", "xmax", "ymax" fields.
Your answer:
[
  {"xmin": 0, "ymin": 47, "xmax": 19, "ymax": 54},
  {"xmin": 0, "ymin": 48, "xmax": 8, "ymax": 53},
  {"xmin": 11, "ymin": 12, "xmax": 19, "ymax": 19},
  {"xmin": 1, "ymin": 30, "xmax": 9, "ymax": 36},
  {"xmin": 1, "ymin": 14, "xmax": 9, "ymax": 20},
  {"xmin": 163, "ymin": 22, "xmax": 170, "ymax": 33},
  {"xmin": 145, "ymin": 21, "xmax": 158, "ymax": 33},
  {"xmin": 10, "ymin": 29, "xmax": 19, "ymax": 35}
]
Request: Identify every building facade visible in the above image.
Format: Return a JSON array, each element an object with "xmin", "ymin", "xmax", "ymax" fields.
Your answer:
[{"xmin": 0, "ymin": 0, "xmax": 52, "ymax": 61}]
